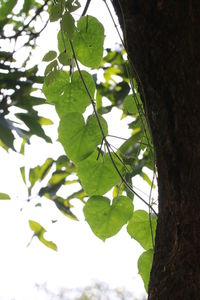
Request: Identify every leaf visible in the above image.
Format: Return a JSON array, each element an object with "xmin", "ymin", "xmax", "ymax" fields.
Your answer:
[
  {"xmin": 65, "ymin": 0, "xmax": 80, "ymax": 12},
  {"xmin": 61, "ymin": 12, "xmax": 76, "ymax": 40},
  {"xmin": 58, "ymin": 112, "xmax": 108, "ymax": 163},
  {"xmin": 77, "ymin": 152, "xmax": 122, "ymax": 196},
  {"xmin": 48, "ymin": 170, "xmax": 68, "ymax": 185},
  {"xmin": 39, "ymin": 117, "xmax": 53, "ymax": 126},
  {"xmin": 72, "ymin": 16, "xmax": 104, "ymax": 68},
  {"xmin": 127, "ymin": 210, "xmax": 157, "ymax": 250},
  {"xmin": 20, "ymin": 167, "xmax": 26, "ymax": 184},
  {"xmin": 84, "ymin": 195, "xmax": 133, "ymax": 241},
  {"xmin": 52, "ymin": 196, "xmax": 78, "ymax": 220},
  {"xmin": 118, "ymin": 131, "xmax": 142, "ymax": 164},
  {"xmin": 43, "ymin": 51, "xmax": 57, "ymax": 62},
  {"xmin": 0, "ymin": 117, "xmax": 15, "ymax": 150},
  {"xmin": 16, "ymin": 113, "xmax": 51, "ymax": 143},
  {"xmin": 29, "ymin": 220, "xmax": 57, "ymax": 251},
  {"xmin": 0, "ymin": 0, "xmax": 16, "ymax": 20},
  {"xmin": 44, "ymin": 60, "xmax": 58, "ymax": 77},
  {"xmin": 49, "ymin": 3, "xmax": 63, "ymax": 22},
  {"xmin": 140, "ymin": 171, "xmax": 155, "ymax": 188},
  {"xmin": 123, "ymin": 94, "xmax": 138, "ymax": 115},
  {"xmin": 0, "ymin": 193, "xmax": 10, "ymax": 200},
  {"xmin": 43, "ymin": 70, "xmax": 95, "ymax": 117},
  {"xmin": 29, "ymin": 158, "xmax": 54, "ymax": 189},
  {"xmin": 58, "ymin": 51, "xmax": 71, "ymax": 65},
  {"xmin": 138, "ymin": 249, "xmax": 154, "ymax": 292}
]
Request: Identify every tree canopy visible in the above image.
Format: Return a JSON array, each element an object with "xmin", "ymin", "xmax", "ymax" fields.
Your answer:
[{"xmin": 0, "ymin": 0, "xmax": 158, "ymax": 293}]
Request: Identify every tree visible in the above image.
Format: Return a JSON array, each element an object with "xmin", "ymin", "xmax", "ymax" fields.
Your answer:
[
  {"xmin": 1, "ymin": 0, "xmax": 198, "ymax": 299},
  {"xmin": 111, "ymin": 1, "xmax": 200, "ymax": 299}
]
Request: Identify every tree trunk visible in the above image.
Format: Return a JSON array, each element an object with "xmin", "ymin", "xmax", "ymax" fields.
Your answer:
[{"xmin": 112, "ymin": 1, "xmax": 200, "ymax": 299}]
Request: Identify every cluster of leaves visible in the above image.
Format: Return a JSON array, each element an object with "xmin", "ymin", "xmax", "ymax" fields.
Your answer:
[
  {"xmin": 40, "ymin": 0, "xmax": 157, "ymax": 291},
  {"xmin": 0, "ymin": 0, "xmax": 51, "ymax": 151},
  {"xmin": 0, "ymin": 0, "xmax": 157, "ymax": 292}
]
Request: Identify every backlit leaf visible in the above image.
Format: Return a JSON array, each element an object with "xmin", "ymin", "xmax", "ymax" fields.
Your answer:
[
  {"xmin": 0, "ymin": 0, "xmax": 16, "ymax": 20},
  {"xmin": 72, "ymin": 16, "xmax": 104, "ymax": 68},
  {"xmin": 29, "ymin": 220, "xmax": 57, "ymax": 251},
  {"xmin": 84, "ymin": 195, "xmax": 133, "ymax": 241},
  {"xmin": 61, "ymin": 12, "xmax": 75, "ymax": 40},
  {"xmin": 58, "ymin": 112, "xmax": 108, "ymax": 163},
  {"xmin": 50, "ymin": 3, "xmax": 63, "ymax": 22},
  {"xmin": 29, "ymin": 158, "xmax": 54, "ymax": 189},
  {"xmin": 43, "ymin": 51, "xmax": 57, "ymax": 62},
  {"xmin": 58, "ymin": 51, "xmax": 71, "ymax": 65},
  {"xmin": 127, "ymin": 210, "xmax": 157, "ymax": 250},
  {"xmin": 123, "ymin": 94, "xmax": 138, "ymax": 115},
  {"xmin": 43, "ymin": 70, "xmax": 95, "ymax": 117},
  {"xmin": 138, "ymin": 249, "xmax": 154, "ymax": 292},
  {"xmin": 77, "ymin": 152, "xmax": 122, "ymax": 196},
  {"xmin": 0, "ymin": 193, "xmax": 10, "ymax": 200}
]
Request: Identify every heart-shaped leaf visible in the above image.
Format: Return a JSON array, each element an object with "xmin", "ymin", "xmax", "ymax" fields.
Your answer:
[
  {"xmin": 77, "ymin": 151, "xmax": 122, "ymax": 195},
  {"xmin": 84, "ymin": 196, "xmax": 133, "ymax": 241},
  {"xmin": 58, "ymin": 16, "xmax": 104, "ymax": 68},
  {"xmin": 73, "ymin": 16, "xmax": 104, "ymax": 68},
  {"xmin": 43, "ymin": 70, "xmax": 95, "ymax": 117},
  {"xmin": 127, "ymin": 210, "xmax": 157, "ymax": 250},
  {"xmin": 59, "ymin": 112, "xmax": 108, "ymax": 163},
  {"xmin": 138, "ymin": 249, "xmax": 154, "ymax": 292}
]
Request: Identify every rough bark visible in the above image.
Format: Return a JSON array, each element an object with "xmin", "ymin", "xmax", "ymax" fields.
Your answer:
[{"xmin": 112, "ymin": 1, "xmax": 200, "ymax": 299}]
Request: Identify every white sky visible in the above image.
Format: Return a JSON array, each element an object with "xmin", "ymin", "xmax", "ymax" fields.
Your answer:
[{"xmin": 0, "ymin": 1, "xmax": 157, "ymax": 299}]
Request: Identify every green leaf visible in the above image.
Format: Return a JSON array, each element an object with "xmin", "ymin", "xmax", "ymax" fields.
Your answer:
[
  {"xmin": 44, "ymin": 60, "xmax": 58, "ymax": 77},
  {"xmin": 29, "ymin": 220, "xmax": 57, "ymax": 251},
  {"xmin": 57, "ymin": 30, "xmax": 73, "ymax": 54},
  {"xmin": 58, "ymin": 51, "xmax": 71, "ymax": 65},
  {"xmin": 84, "ymin": 195, "xmax": 133, "ymax": 241},
  {"xmin": 16, "ymin": 113, "xmax": 51, "ymax": 143},
  {"xmin": 39, "ymin": 117, "xmax": 53, "ymax": 126},
  {"xmin": 29, "ymin": 158, "xmax": 54, "ymax": 189},
  {"xmin": 127, "ymin": 210, "xmax": 157, "ymax": 250},
  {"xmin": 123, "ymin": 95, "xmax": 138, "ymax": 115},
  {"xmin": 72, "ymin": 16, "xmax": 104, "ymax": 68},
  {"xmin": 140, "ymin": 171, "xmax": 155, "ymax": 188},
  {"xmin": 43, "ymin": 51, "xmax": 57, "ymax": 62},
  {"xmin": 118, "ymin": 131, "xmax": 142, "ymax": 164},
  {"xmin": 65, "ymin": 0, "xmax": 80, "ymax": 12},
  {"xmin": 138, "ymin": 249, "xmax": 154, "ymax": 292},
  {"xmin": 52, "ymin": 196, "xmax": 78, "ymax": 220},
  {"xmin": 20, "ymin": 167, "xmax": 26, "ymax": 184},
  {"xmin": 49, "ymin": 3, "xmax": 63, "ymax": 22},
  {"xmin": 58, "ymin": 112, "xmax": 108, "ymax": 163},
  {"xmin": 0, "ymin": 0, "xmax": 16, "ymax": 20},
  {"xmin": 61, "ymin": 12, "xmax": 75, "ymax": 40},
  {"xmin": 48, "ymin": 170, "xmax": 68, "ymax": 185},
  {"xmin": 0, "ymin": 117, "xmax": 15, "ymax": 150},
  {"xmin": 77, "ymin": 152, "xmax": 122, "ymax": 196},
  {"xmin": 0, "ymin": 193, "xmax": 10, "ymax": 200},
  {"xmin": 43, "ymin": 70, "xmax": 95, "ymax": 117}
]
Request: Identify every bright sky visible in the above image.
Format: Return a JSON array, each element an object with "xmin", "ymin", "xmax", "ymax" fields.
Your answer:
[{"xmin": 0, "ymin": 1, "xmax": 157, "ymax": 299}]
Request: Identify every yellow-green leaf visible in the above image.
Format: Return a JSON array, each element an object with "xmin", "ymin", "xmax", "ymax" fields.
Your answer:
[
  {"xmin": 0, "ymin": 193, "xmax": 10, "ymax": 200},
  {"xmin": 58, "ymin": 112, "xmax": 108, "ymax": 163},
  {"xmin": 84, "ymin": 195, "xmax": 133, "ymax": 241}
]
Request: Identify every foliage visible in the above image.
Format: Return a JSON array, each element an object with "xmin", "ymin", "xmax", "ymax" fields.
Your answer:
[{"xmin": 0, "ymin": 0, "xmax": 158, "ymax": 292}]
